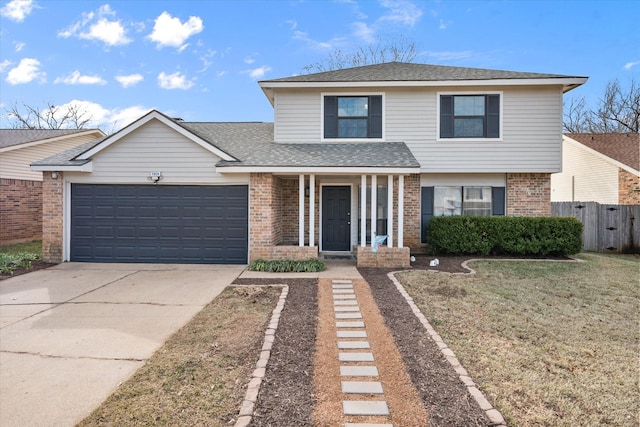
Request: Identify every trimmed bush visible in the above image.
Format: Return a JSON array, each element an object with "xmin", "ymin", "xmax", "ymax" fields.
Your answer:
[
  {"xmin": 248, "ymin": 259, "xmax": 326, "ymax": 272},
  {"xmin": 426, "ymin": 216, "xmax": 583, "ymax": 256}
]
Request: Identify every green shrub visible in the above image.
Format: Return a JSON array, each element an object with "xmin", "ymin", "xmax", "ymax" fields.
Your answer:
[
  {"xmin": 0, "ymin": 251, "xmax": 41, "ymax": 275},
  {"xmin": 248, "ymin": 259, "xmax": 326, "ymax": 272},
  {"xmin": 426, "ymin": 216, "xmax": 583, "ymax": 256}
]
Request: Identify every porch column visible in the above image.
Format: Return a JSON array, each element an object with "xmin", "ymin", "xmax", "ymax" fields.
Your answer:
[
  {"xmin": 309, "ymin": 174, "xmax": 315, "ymax": 247},
  {"xmin": 370, "ymin": 175, "xmax": 377, "ymax": 247},
  {"xmin": 299, "ymin": 174, "xmax": 305, "ymax": 246},
  {"xmin": 398, "ymin": 175, "xmax": 404, "ymax": 247},
  {"xmin": 387, "ymin": 175, "xmax": 394, "ymax": 247},
  {"xmin": 360, "ymin": 175, "xmax": 367, "ymax": 247}
]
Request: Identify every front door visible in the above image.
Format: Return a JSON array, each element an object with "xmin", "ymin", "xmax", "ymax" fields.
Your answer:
[{"xmin": 322, "ymin": 186, "xmax": 351, "ymax": 251}]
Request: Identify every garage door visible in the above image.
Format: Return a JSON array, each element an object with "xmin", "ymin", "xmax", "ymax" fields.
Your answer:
[{"xmin": 70, "ymin": 184, "xmax": 248, "ymax": 264}]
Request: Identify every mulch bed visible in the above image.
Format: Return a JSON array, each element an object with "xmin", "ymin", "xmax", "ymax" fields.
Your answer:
[
  {"xmin": 0, "ymin": 260, "xmax": 57, "ymax": 280},
  {"xmin": 232, "ymin": 256, "xmax": 497, "ymax": 426}
]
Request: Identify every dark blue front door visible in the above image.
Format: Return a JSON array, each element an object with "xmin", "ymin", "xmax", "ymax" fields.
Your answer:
[{"xmin": 322, "ymin": 186, "xmax": 351, "ymax": 251}]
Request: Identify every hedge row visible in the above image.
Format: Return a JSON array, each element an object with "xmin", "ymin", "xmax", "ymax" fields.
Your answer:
[
  {"xmin": 248, "ymin": 259, "xmax": 326, "ymax": 272},
  {"xmin": 426, "ymin": 216, "xmax": 583, "ymax": 256}
]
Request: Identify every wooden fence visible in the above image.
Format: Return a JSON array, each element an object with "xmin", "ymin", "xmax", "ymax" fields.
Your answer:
[{"xmin": 551, "ymin": 202, "xmax": 640, "ymax": 253}]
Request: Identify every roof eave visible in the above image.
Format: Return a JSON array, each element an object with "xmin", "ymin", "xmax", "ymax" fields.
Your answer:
[
  {"xmin": 0, "ymin": 129, "xmax": 106, "ymax": 153},
  {"xmin": 30, "ymin": 161, "xmax": 93, "ymax": 172},
  {"xmin": 216, "ymin": 165, "xmax": 421, "ymax": 174}
]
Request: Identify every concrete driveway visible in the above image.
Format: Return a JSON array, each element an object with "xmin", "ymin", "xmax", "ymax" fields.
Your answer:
[{"xmin": 0, "ymin": 262, "xmax": 245, "ymax": 427}]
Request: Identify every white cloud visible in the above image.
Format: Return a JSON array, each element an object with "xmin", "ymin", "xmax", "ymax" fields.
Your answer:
[
  {"xmin": 244, "ymin": 56, "xmax": 256, "ymax": 64},
  {"xmin": 157, "ymin": 71, "xmax": 195, "ymax": 89},
  {"xmin": 53, "ymin": 100, "xmax": 151, "ymax": 131},
  {"xmin": 54, "ymin": 70, "xmax": 107, "ymax": 85},
  {"xmin": 0, "ymin": 59, "xmax": 11, "ymax": 73},
  {"xmin": 425, "ymin": 50, "xmax": 473, "ymax": 62},
  {"xmin": 1, "ymin": 0, "xmax": 34, "ymax": 22},
  {"xmin": 14, "ymin": 41, "xmax": 25, "ymax": 52},
  {"xmin": 439, "ymin": 18, "xmax": 452, "ymax": 30},
  {"xmin": 352, "ymin": 22, "xmax": 375, "ymax": 43},
  {"xmin": 58, "ymin": 4, "xmax": 131, "ymax": 46},
  {"xmin": 148, "ymin": 11, "xmax": 203, "ymax": 49},
  {"xmin": 198, "ymin": 49, "xmax": 216, "ymax": 72},
  {"xmin": 115, "ymin": 73, "xmax": 143, "ymax": 88},
  {"xmin": 248, "ymin": 66, "xmax": 272, "ymax": 79},
  {"xmin": 379, "ymin": 0, "xmax": 422, "ymax": 26},
  {"xmin": 623, "ymin": 61, "xmax": 640, "ymax": 70},
  {"xmin": 6, "ymin": 58, "xmax": 46, "ymax": 85}
]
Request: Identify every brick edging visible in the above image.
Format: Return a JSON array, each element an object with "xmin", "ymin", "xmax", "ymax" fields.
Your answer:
[
  {"xmin": 233, "ymin": 284, "xmax": 289, "ymax": 427},
  {"xmin": 387, "ymin": 272, "xmax": 508, "ymax": 427}
]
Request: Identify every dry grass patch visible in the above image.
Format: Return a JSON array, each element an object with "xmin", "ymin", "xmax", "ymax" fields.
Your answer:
[
  {"xmin": 397, "ymin": 253, "xmax": 639, "ymax": 426},
  {"xmin": 77, "ymin": 286, "xmax": 281, "ymax": 427}
]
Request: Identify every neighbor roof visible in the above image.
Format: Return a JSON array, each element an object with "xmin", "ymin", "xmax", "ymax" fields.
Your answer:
[
  {"xmin": 0, "ymin": 128, "xmax": 102, "ymax": 150},
  {"xmin": 565, "ymin": 133, "xmax": 640, "ymax": 172}
]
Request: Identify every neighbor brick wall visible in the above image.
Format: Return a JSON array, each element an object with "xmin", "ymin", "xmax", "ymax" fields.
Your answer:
[
  {"xmin": 402, "ymin": 174, "xmax": 422, "ymax": 250},
  {"xmin": 0, "ymin": 178, "xmax": 43, "ymax": 245},
  {"xmin": 42, "ymin": 172, "xmax": 64, "ymax": 262},
  {"xmin": 618, "ymin": 168, "xmax": 640, "ymax": 205},
  {"xmin": 506, "ymin": 173, "xmax": 551, "ymax": 216}
]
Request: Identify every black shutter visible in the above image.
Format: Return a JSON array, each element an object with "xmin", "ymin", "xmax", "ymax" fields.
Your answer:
[
  {"xmin": 440, "ymin": 95, "xmax": 453, "ymax": 138},
  {"xmin": 421, "ymin": 187, "xmax": 434, "ymax": 243},
  {"xmin": 369, "ymin": 95, "xmax": 382, "ymax": 138},
  {"xmin": 492, "ymin": 187, "xmax": 505, "ymax": 215},
  {"xmin": 487, "ymin": 94, "xmax": 500, "ymax": 138},
  {"xmin": 324, "ymin": 96, "xmax": 337, "ymax": 138}
]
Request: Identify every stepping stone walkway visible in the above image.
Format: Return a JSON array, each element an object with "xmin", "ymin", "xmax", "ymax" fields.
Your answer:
[{"xmin": 332, "ymin": 279, "xmax": 392, "ymax": 427}]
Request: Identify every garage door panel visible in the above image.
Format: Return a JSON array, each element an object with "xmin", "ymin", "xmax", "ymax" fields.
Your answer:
[{"xmin": 71, "ymin": 184, "xmax": 248, "ymax": 264}]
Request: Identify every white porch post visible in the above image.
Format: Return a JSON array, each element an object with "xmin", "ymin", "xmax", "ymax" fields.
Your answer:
[
  {"xmin": 299, "ymin": 174, "xmax": 305, "ymax": 246},
  {"xmin": 360, "ymin": 175, "xmax": 367, "ymax": 247},
  {"xmin": 309, "ymin": 174, "xmax": 315, "ymax": 247},
  {"xmin": 387, "ymin": 175, "xmax": 394, "ymax": 247},
  {"xmin": 370, "ymin": 175, "xmax": 377, "ymax": 247},
  {"xmin": 398, "ymin": 175, "xmax": 404, "ymax": 248}
]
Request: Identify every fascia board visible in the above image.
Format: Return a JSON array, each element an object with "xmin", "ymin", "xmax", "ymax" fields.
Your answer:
[
  {"xmin": 216, "ymin": 166, "xmax": 420, "ymax": 174},
  {"xmin": 30, "ymin": 162, "xmax": 93, "ymax": 172}
]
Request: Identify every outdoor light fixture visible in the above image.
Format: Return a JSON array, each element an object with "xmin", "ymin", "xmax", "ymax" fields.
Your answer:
[
  {"xmin": 305, "ymin": 187, "xmax": 310, "ymax": 197},
  {"xmin": 51, "ymin": 172, "xmax": 59, "ymax": 179},
  {"xmin": 148, "ymin": 171, "xmax": 163, "ymax": 185}
]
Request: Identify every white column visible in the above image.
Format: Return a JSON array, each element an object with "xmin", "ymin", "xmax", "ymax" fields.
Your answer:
[
  {"xmin": 309, "ymin": 174, "xmax": 315, "ymax": 247},
  {"xmin": 299, "ymin": 174, "xmax": 305, "ymax": 246},
  {"xmin": 398, "ymin": 175, "xmax": 404, "ymax": 248},
  {"xmin": 387, "ymin": 175, "xmax": 394, "ymax": 247},
  {"xmin": 370, "ymin": 175, "xmax": 377, "ymax": 247},
  {"xmin": 360, "ymin": 175, "xmax": 367, "ymax": 247}
]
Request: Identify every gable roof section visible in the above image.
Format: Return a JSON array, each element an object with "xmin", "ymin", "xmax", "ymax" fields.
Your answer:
[
  {"xmin": 564, "ymin": 133, "xmax": 640, "ymax": 174},
  {"xmin": 0, "ymin": 128, "xmax": 105, "ymax": 152},
  {"xmin": 259, "ymin": 62, "xmax": 588, "ymax": 103}
]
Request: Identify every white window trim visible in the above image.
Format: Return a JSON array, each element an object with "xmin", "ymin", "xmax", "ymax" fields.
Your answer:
[
  {"xmin": 436, "ymin": 91, "xmax": 504, "ymax": 142},
  {"xmin": 320, "ymin": 92, "xmax": 386, "ymax": 142}
]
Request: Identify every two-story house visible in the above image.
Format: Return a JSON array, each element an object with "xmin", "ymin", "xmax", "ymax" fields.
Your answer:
[{"xmin": 32, "ymin": 62, "xmax": 587, "ymax": 267}]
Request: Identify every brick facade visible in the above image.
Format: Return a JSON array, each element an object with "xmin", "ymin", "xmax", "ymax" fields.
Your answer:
[
  {"xmin": 42, "ymin": 173, "xmax": 64, "ymax": 262},
  {"xmin": 0, "ymin": 178, "xmax": 43, "ymax": 245},
  {"xmin": 356, "ymin": 246, "xmax": 411, "ymax": 268},
  {"xmin": 506, "ymin": 173, "xmax": 551, "ymax": 216},
  {"xmin": 618, "ymin": 168, "xmax": 640, "ymax": 205}
]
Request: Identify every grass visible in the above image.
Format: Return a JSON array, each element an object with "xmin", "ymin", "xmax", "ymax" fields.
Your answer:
[
  {"xmin": 0, "ymin": 240, "xmax": 42, "ymax": 275},
  {"xmin": 397, "ymin": 253, "xmax": 639, "ymax": 426},
  {"xmin": 77, "ymin": 286, "xmax": 281, "ymax": 427}
]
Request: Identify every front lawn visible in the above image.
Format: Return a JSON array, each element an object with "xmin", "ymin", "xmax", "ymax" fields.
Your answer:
[{"xmin": 397, "ymin": 253, "xmax": 639, "ymax": 426}]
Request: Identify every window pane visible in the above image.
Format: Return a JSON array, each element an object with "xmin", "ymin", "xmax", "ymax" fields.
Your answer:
[
  {"xmin": 338, "ymin": 97, "xmax": 368, "ymax": 117},
  {"xmin": 454, "ymin": 96, "xmax": 484, "ymax": 116},
  {"xmin": 454, "ymin": 118, "xmax": 484, "ymax": 137},
  {"xmin": 338, "ymin": 118, "xmax": 367, "ymax": 137},
  {"xmin": 463, "ymin": 187, "xmax": 492, "ymax": 216},
  {"xmin": 434, "ymin": 187, "xmax": 462, "ymax": 216}
]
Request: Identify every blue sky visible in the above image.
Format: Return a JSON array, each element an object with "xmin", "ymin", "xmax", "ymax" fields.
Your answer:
[{"xmin": 1, "ymin": 0, "xmax": 638, "ymax": 131}]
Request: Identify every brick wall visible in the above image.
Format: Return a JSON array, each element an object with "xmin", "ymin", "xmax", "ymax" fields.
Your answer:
[
  {"xmin": 402, "ymin": 174, "xmax": 422, "ymax": 250},
  {"xmin": 356, "ymin": 246, "xmax": 410, "ymax": 268},
  {"xmin": 42, "ymin": 172, "xmax": 64, "ymax": 262},
  {"xmin": 506, "ymin": 173, "xmax": 551, "ymax": 216},
  {"xmin": 618, "ymin": 168, "xmax": 640, "ymax": 205},
  {"xmin": 0, "ymin": 178, "xmax": 43, "ymax": 245},
  {"xmin": 251, "ymin": 245, "xmax": 318, "ymax": 261}
]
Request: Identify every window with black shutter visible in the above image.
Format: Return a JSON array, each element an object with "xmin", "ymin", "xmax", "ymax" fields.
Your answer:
[
  {"xmin": 439, "ymin": 94, "xmax": 500, "ymax": 138},
  {"xmin": 324, "ymin": 95, "xmax": 382, "ymax": 138}
]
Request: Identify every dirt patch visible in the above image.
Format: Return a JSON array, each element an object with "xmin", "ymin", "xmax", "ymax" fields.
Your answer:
[
  {"xmin": 0, "ymin": 260, "xmax": 57, "ymax": 280},
  {"xmin": 232, "ymin": 278, "xmax": 318, "ymax": 427},
  {"xmin": 77, "ymin": 286, "xmax": 281, "ymax": 427},
  {"xmin": 359, "ymin": 267, "xmax": 491, "ymax": 426}
]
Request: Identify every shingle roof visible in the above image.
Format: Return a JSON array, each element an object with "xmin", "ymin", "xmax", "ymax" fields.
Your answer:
[
  {"xmin": 565, "ymin": 133, "xmax": 640, "ymax": 171},
  {"xmin": 261, "ymin": 61, "xmax": 584, "ymax": 83},
  {"xmin": 0, "ymin": 129, "xmax": 96, "ymax": 149},
  {"xmin": 32, "ymin": 121, "xmax": 420, "ymax": 169}
]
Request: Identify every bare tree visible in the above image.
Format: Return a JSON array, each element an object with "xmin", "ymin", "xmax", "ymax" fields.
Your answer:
[
  {"xmin": 564, "ymin": 77, "xmax": 639, "ymax": 133},
  {"xmin": 302, "ymin": 35, "xmax": 419, "ymax": 74},
  {"xmin": 5, "ymin": 102, "xmax": 95, "ymax": 129}
]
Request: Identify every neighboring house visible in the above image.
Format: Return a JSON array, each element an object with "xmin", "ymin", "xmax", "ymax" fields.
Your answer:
[
  {"xmin": 0, "ymin": 129, "xmax": 106, "ymax": 245},
  {"xmin": 551, "ymin": 133, "xmax": 640, "ymax": 204},
  {"xmin": 32, "ymin": 62, "xmax": 586, "ymax": 267}
]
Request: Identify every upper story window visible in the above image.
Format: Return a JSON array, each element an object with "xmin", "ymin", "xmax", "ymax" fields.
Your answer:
[
  {"xmin": 440, "ymin": 94, "xmax": 500, "ymax": 138},
  {"xmin": 324, "ymin": 95, "xmax": 382, "ymax": 139}
]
